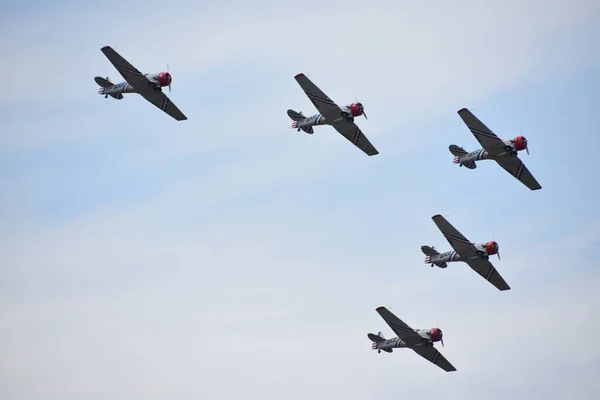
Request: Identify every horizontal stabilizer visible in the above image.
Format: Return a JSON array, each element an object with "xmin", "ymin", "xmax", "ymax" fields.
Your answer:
[
  {"xmin": 94, "ymin": 76, "xmax": 114, "ymax": 88},
  {"xmin": 421, "ymin": 245, "xmax": 439, "ymax": 256},
  {"xmin": 449, "ymin": 144, "xmax": 468, "ymax": 156},
  {"xmin": 368, "ymin": 332, "xmax": 386, "ymax": 343},
  {"xmin": 287, "ymin": 109, "xmax": 306, "ymax": 121}
]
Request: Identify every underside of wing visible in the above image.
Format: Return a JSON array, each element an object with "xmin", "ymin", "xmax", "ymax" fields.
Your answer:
[
  {"xmin": 431, "ymin": 214, "xmax": 476, "ymax": 258},
  {"xmin": 294, "ymin": 73, "xmax": 342, "ymax": 122},
  {"xmin": 494, "ymin": 155, "xmax": 542, "ymax": 190},
  {"xmin": 139, "ymin": 90, "xmax": 187, "ymax": 121},
  {"xmin": 332, "ymin": 121, "xmax": 379, "ymax": 156},
  {"xmin": 466, "ymin": 258, "xmax": 511, "ymax": 291},
  {"xmin": 412, "ymin": 346, "xmax": 457, "ymax": 372},
  {"xmin": 457, "ymin": 108, "xmax": 505, "ymax": 156},
  {"xmin": 100, "ymin": 46, "xmax": 148, "ymax": 89},
  {"xmin": 375, "ymin": 307, "xmax": 422, "ymax": 345}
]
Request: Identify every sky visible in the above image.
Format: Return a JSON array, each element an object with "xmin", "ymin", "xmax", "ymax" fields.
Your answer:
[{"xmin": 1, "ymin": 0, "xmax": 600, "ymax": 398}]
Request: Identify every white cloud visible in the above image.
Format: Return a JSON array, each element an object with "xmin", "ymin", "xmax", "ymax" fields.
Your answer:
[{"xmin": 1, "ymin": 1, "xmax": 600, "ymax": 399}]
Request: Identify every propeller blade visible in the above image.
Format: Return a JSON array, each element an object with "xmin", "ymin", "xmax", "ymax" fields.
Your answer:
[
  {"xmin": 169, "ymin": 84, "xmax": 171, "ymax": 92},
  {"xmin": 497, "ymin": 251, "xmax": 501, "ymax": 261},
  {"xmin": 363, "ymin": 110, "xmax": 368, "ymax": 120},
  {"xmin": 526, "ymin": 147, "xmax": 530, "ymax": 155}
]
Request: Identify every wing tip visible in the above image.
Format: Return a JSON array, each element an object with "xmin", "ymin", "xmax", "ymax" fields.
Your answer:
[
  {"xmin": 100, "ymin": 45, "xmax": 112, "ymax": 51},
  {"xmin": 375, "ymin": 306, "xmax": 387, "ymax": 312},
  {"xmin": 457, "ymin": 107, "xmax": 469, "ymax": 113},
  {"xmin": 294, "ymin": 73, "xmax": 305, "ymax": 79},
  {"xmin": 432, "ymin": 214, "xmax": 442, "ymax": 219}
]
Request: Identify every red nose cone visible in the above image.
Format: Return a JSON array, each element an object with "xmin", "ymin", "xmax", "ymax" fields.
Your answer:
[
  {"xmin": 485, "ymin": 241, "xmax": 499, "ymax": 255},
  {"xmin": 157, "ymin": 72, "xmax": 172, "ymax": 87},
  {"xmin": 430, "ymin": 328, "xmax": 443, "ymax": 342},
  {"xmin": 349, "ymin": 102, "xmax": 363, "ymax": 117},
  {"xmin": 514, "ymin": 136, "xmax": 527, "ymax": 151}
]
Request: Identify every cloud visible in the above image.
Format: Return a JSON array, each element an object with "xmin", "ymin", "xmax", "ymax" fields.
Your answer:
[{"xmin": 2, "ymin": 1, "xmax": 600, "ymax": 399}]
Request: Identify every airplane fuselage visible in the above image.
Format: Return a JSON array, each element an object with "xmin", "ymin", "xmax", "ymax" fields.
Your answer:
[
  {"xmin": 425, "ymin": 241, "xmax": 498, "ymax": 268},
  {"xmin": 97, "ymin": 72, "xmax": 171, "ymax": 98},
  {"xmin": 99, "ymin": 81, "xmax": 136, "ymax": 96},
  {"xmin": 373, "ymin": 328, "xmax": 442, "ymax": 352},
  {"xmin": 296, "ymin": 113, "xmax": 328, "ymax": 129},
  {"xmin": 454, "ymin": 136, "xmax": 528, "ymax": 167},
  {"xmin": 292, "ymin": 103, "xmax": 365, "ymax": 132}
]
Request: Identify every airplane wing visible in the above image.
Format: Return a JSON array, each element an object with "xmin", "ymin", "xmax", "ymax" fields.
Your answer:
[
  {"xmin": 431, "ymin": 214, "xmax": 478, "ymax": 259},
  {"xmin": 464, "ymin": 257, "xmax": 511, "ymax": 291},
  {"xmin": 330, "ymin": 122, "xmax": 379, "ymax": 156},
  {"xmin": 100, "ymin": 46, "xmax": 187, "ymax": 121},
  {"xmin": 133, "ymin": 88, "xmax": 187, "ymax": 121},
  {"xmin": 375, "ymin": 307, "xmax": 423, "ymax": 346},
  {"xmin": 294, "ymin": 73, "xmax": 378, "ymax": 156},
  {"xmin": 100, "ymin": 46, "xmax": 147, "ymax": 87},
  {"xmin": 457, "ymin": 108, "xmax": 505, "ymax": 157},
  {"xmin": 412, "ymin": 346, "xmax": 457, "ymax": 372},
  {"xmin": 493, "ymin": 154, "xmax": 542, "ymax": 191}
]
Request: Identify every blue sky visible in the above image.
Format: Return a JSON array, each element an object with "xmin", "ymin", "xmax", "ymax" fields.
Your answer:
[{"xmin": 1, "ymin": 1, "xmax": 600, "ymax": 399}]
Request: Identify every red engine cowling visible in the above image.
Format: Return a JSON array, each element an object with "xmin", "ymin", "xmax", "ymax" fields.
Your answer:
[
  {"xmin": 430, "ymin": 328, "xmax": 443, "ymax": 342},
  {"xmin": 513, "ymin": 136, "xmax": 528, "ymax": 151},
  {"xmin": 485, "ymin": 241, "xmax": 499, "ymax": 255},
  {"xmin": 156, "ymin": 72, "xmax": 172, "ymax": 87},
  {"xmin": 349, "ymin": 102, "xmax": 364, "ymax": 117}
]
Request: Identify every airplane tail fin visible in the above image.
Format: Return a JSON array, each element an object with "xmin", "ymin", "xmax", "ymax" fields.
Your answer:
[
  {"xmin": 95, "ymin": 76, "xmax": 123, "ymax": 100},
  {"xmin": 449, "ymin": 144, "xmax": 476, "ymax": 169},
  {"xmin": 368, "ymin": 332, "xmax": 387, "ymax": 352},
  {"xmin": 421, "ymin": 245, "xmax": 439, "ymax": 265},
  {"xmin": 449, "ymin": 144, "xmax": 468, "ymax": 159},
  {"xmin": 288, "ymin": 109, "xmax": 314, "ymax": 134},
  {"xmin": 287, "ymin": 109, "xmax": 306, "ymax": 121},
  {"xmin": 95, "ymin": 76, "xmax": 114, "ymax": 88},
  {"xmin": 421, "ymin": 246, "xmax": 448, "ymax": 268}
]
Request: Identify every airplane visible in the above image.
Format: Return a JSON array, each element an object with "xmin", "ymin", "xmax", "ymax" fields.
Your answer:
[
  {"xmin": 287, "ymin": 73, "xmax": 379, "ymax": 156},
  {"xmin": 450, "ymin": 108, "xmax": 541, "ymax": 190},
  {"xmin": 94, "ymin": 46, "xmax": 187, "ymax": 121},
  {"xmin": 368, "ymin": 306, "xmax": 456, "ymax": 372},
  {"xmin": 422, "ymin": 214, "xmax": 511, "ymax": 291}
]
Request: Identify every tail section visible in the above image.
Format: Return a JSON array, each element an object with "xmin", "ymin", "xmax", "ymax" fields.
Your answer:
[
  {"xmin": 421, "ymin": 245, "xmax": 448, "ymax": 268},
  {"xmin": 95, "ymin": 76, "xmax": 123, "ymax": 100},
  {"xmin": 449, "ymin": 144, "xmax": 476, "ymax": 169},
  {"xmin": 95, "ymin": 76, "xmax": 114, "ymax": 88},
  {"xmin": 421, "ymin": 245, "xmax": 440, "ymax": 265},
  {"xmin": 287, "ymin": 109, "xmax": 306, "ymax": 122},
  {"xmin": 368, "ymin": 331, "xmax": 386, "ymax": 349},
  {"xmin": 287, "ymin": 109, "xmax": 314, "ymax": 134}
]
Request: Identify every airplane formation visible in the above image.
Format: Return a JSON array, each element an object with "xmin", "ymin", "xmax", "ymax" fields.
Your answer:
[{"xmin": 95, "ymin": 46, "xmax": 543, "ymax": 373}]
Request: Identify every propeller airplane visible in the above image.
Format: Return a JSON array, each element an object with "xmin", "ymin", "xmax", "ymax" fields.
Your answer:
[
  {"xmin": 422, "ymin": 214, "xmax": 511, "ymax": 291},
  {"xmin": 449, "ymin": 108, "xmax": 541, "ymax": 190},
  {"xmin": 287, "ymin": 73, "xmax": 379, "ymax": 156},
  {"xmin": 368, "ymin": 306, "xmax": 456, "ymax": 372},
  {"xmin": 94, "ymin": 46, "xmax": 187, "ymax": 121}
]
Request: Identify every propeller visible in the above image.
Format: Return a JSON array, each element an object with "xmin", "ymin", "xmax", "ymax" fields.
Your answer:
[
  {"xmin": 167, "ymin": 64, "xmax": 171, "ymax": 92},
  {"xmin": 355, "ymin": 96, "xmax": 368, "ymax": 119},
  {"xmin": 520, "ymin": 128, "xmax": 529, "ymax": 155},
  {"xmin": 493, "ymin": 234, "xmax": 501, "ymax": 261},
  {"xmin": 436, "ymin": 319, "xmax": 444, "ymax": 347}
]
